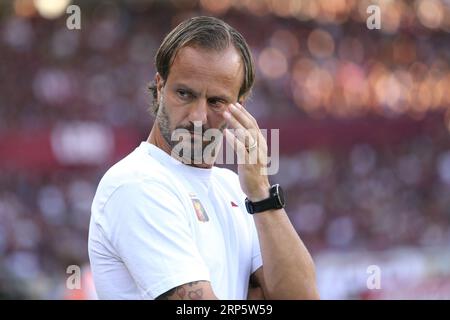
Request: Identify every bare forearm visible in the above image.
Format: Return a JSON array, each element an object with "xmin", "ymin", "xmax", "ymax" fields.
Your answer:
[
  {"xmin": 253, "ymin": 209, "xmax": 319, "ymax": 300},
  {"xmin": 222, "ymin": 102, "xmax": 319, "ymax": 299}
]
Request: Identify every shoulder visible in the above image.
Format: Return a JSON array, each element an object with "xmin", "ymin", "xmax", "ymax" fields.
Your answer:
[
  {"xmin": 93, "ymin": 147, "xmax": 181, "ymax": 212},
  {"xmin": 91, "ymin": 150, "xmax": 190, "ymax": 237}
]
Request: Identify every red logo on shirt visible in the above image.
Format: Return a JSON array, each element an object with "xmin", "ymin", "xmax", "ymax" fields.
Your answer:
[{"xmin": 231, "ymin": 201, "xmax": 238, "ymax": 207}]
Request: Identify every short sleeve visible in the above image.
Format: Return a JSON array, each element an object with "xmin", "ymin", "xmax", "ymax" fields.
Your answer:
[{"xmin": 101, "ymin": 180, "xmax": 211, "ymax": 299}]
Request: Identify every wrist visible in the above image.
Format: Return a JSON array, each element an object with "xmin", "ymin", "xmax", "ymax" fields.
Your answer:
[
  {"xmin": 247, "ymin": 182, "xmax": 271, "ymax": 202},
  {"xmin": 245, "ymin": 184, "xmax": 286, "ymax": 214}
]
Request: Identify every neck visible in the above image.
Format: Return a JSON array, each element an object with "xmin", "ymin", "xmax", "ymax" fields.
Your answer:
[{"xmin": 147, "ymin": 122, "xmax": 213, "ymax": 169}]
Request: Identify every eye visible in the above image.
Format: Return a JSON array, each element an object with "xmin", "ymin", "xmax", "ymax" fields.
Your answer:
[
  {"xmin": 208, "ymin": 98, "xmax": 225, "ymax": 109},
  {"xmin": 177, "ymin": 89, "xmax": 192, "ymax": 100}
]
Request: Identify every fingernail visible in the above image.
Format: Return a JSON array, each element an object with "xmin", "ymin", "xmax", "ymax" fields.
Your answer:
[{"xmin": 223, "ymin": 111, "xmax": 231, "ymax": 119}]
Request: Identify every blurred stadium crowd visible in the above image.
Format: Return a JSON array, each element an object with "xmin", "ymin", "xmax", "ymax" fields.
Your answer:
[{"xmin": 0, "ymin": 0, "xmax": 449, "ymax": 298}]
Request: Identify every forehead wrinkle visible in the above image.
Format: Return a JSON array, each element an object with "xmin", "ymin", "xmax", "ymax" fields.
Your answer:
[{"xmin": 168, "ymin": 46, "xmax": 244, "ymax": 98}]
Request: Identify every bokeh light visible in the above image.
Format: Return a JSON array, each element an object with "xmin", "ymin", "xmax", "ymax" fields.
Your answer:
[
  {"xmin": 1, "ymin": 0, "xmax": 450, "ymax": 301},
  {"xmin": 33, "ymin": 0, "xmax": 72, "ymax": 19},
  {"xmin": 258, "ymin": 47, "xmax": 288, "ymax": 79},
  {"xmin": 307, "ymin": 29, "xmax": 335, "ymax": 59},
  {"xmin": 417, "ymin": 0, "xmax": 444, "ymax": 30}
]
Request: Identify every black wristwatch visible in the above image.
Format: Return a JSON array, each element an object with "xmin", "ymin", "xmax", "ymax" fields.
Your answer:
[{"xmin": 245, "ymin": 184, "xmax": 285, "ymax": 214}]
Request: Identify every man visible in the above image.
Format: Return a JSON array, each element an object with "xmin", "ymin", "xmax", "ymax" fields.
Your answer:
[{"xmin": 88, "ymin": 16, "xmax": 319, "ymax": 300}]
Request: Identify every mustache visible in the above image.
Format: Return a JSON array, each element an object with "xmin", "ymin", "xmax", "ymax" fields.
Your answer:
[
  {"xmin": 177, "ymin": 125, "xmax": 209, "ymax": 135},
  {"xmin": 174, "ymin": 123, "xmax": 223, "ymax": 135}
]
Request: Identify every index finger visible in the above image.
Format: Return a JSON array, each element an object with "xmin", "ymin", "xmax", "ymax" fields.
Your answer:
[{"xmin": 226, "ymin": 103, "xmax": 256, "ymax": 130}]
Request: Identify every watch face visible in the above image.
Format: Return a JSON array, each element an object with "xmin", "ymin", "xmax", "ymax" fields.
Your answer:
[
  {"xmin": 276, "ymin": 184, "xmax": 285, "ymax": 206},
  {"xmin": 272, "ymin": 184, "xmax": 285, "ymax": 207},
  {"xmin": 245, "ymin": 198, "xmax": 254, "ymax": 214}
]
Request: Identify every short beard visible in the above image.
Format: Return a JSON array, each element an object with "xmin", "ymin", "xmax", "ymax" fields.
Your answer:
[
  {"xmin": 156, "ymin": 95, "xmax": 174, "ymax": 149},
  {"xmin": 155, "ymin": 94, "xmax": 226, "ymax": 164}
]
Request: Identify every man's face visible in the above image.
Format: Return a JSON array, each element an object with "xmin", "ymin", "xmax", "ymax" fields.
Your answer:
[{"xmin": 155, "ymin": 45, "xmax": 244, "ymax": 164}]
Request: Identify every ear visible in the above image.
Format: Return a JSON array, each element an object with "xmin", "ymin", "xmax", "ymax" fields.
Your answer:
[{"xmin": 155, "ymin": 73, "xmax": 165, "ymax": 99}]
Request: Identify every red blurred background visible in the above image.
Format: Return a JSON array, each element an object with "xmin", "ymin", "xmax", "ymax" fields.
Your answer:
[{"xmin": 0, "ymin": 0, "xmax": 449, "ymax": 299}]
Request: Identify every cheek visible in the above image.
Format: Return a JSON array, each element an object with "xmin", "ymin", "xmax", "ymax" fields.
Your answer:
[{"xmin": 163, "ymin": 94, "xmax": 190, "ymax": 127}]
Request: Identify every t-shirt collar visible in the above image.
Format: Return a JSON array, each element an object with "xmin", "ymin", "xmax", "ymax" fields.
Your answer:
[{"xmin": 138, "ymin": 141, "xmax": 214, "ymax": 183}]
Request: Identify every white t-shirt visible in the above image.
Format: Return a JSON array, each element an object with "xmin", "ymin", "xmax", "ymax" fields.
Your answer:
[{"xmin": 88, "ymin": 142, "xmax": 262, "ymax": 299}]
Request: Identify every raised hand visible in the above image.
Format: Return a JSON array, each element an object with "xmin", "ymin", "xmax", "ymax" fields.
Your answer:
[{"xmin": 223, "ymin": 102, "xmax": 270, "ymax": 201}]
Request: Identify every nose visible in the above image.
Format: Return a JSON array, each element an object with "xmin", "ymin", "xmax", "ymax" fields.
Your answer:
[{"xmin": 187, "ymin": 98, "xmax": 208, "ymax": 125}]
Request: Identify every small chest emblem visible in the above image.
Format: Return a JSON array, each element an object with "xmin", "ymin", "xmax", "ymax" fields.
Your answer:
[{"xmin": 189, "ymin": 193, "xmax": 209, "ymax": 222}]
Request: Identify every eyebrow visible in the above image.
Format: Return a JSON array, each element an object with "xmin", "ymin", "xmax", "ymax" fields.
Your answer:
[{"xmin": 174, "ymin": 83, "xmax": 234, "ymax": 103}]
